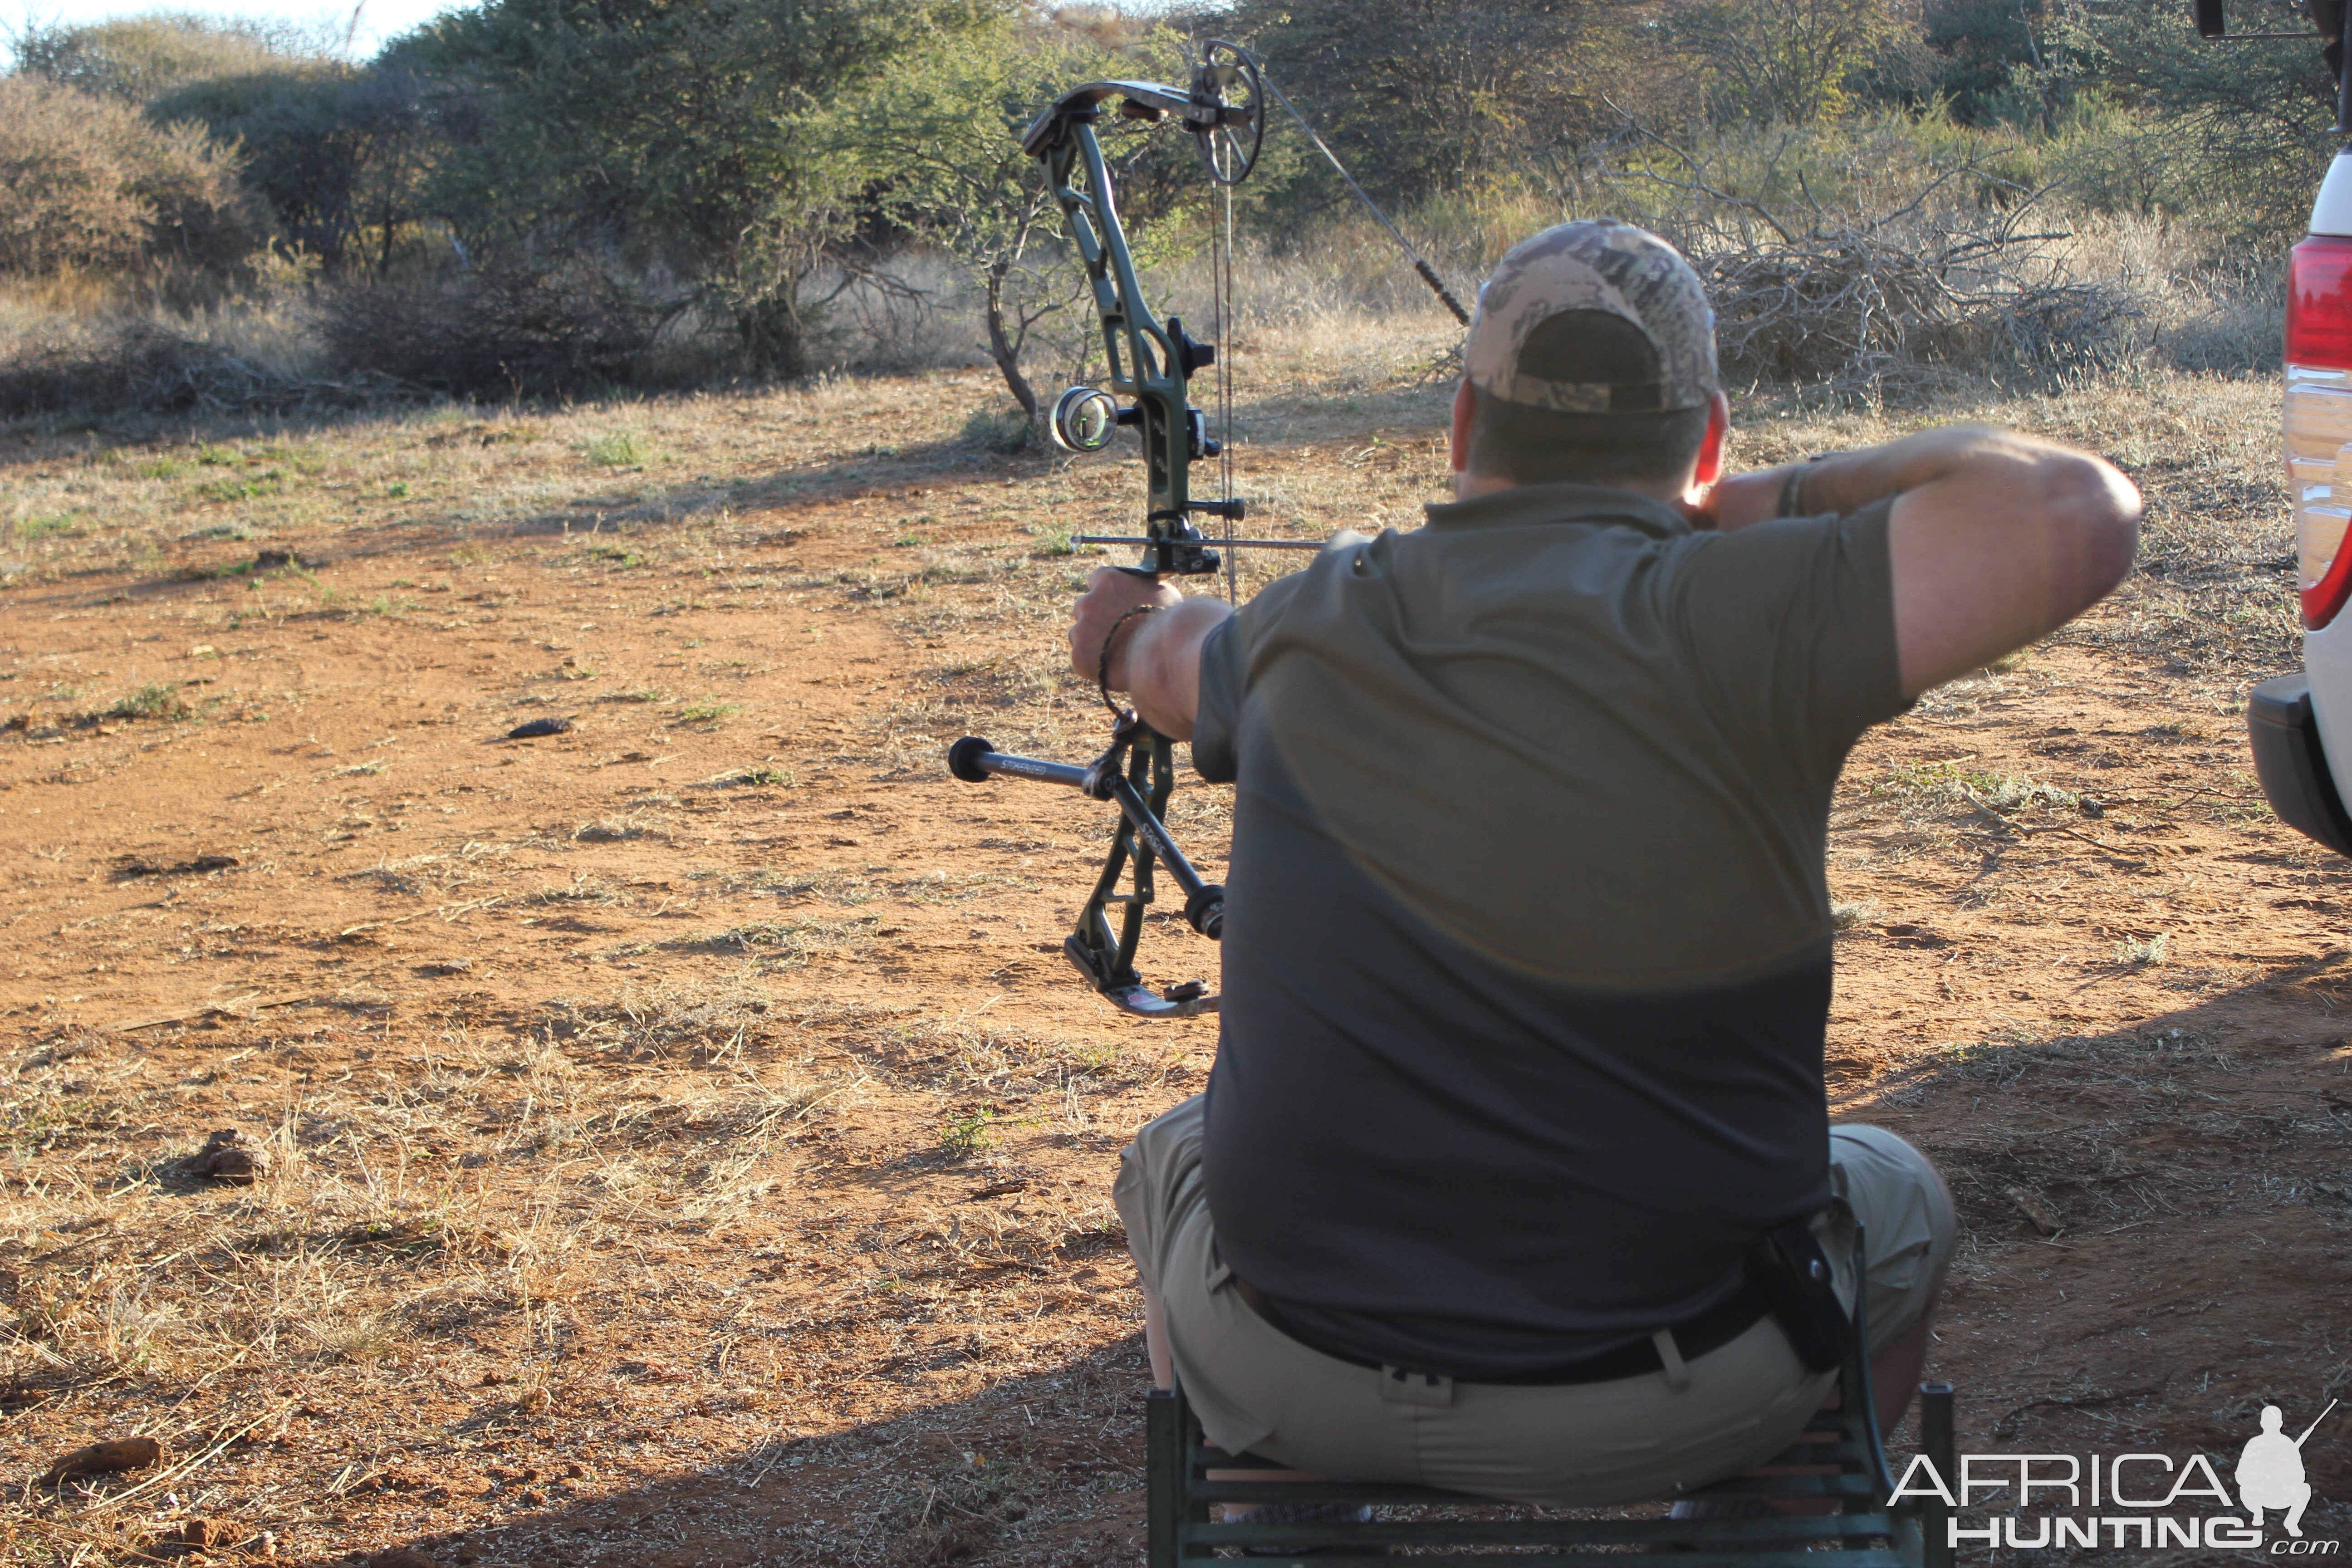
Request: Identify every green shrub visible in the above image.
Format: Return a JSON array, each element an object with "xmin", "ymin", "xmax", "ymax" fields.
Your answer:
[
  {"xmin": 936, "ymin": 1107, "xmax": 997, "ymax": 1160},
  {"xmin": 12, "ymin": 13, "xmax": 305, "ymax": 102},
  {"xmin": 0, "ymin": 76, "xmax": 258, "ymax": 275},
  {"xmin": 193, "ymin": 469, "xmax": 284, "ymax": 502},
  {"xmin": 960, "ymin": 407, "xmax": 1033, "ymax": 455},
  {"xmin": 584, "ymin": 431, "xmax": 652, "ymax": 467},
  {"xmin": 108, "ymin": 681, "xmax": 186, "ymax": 720}
]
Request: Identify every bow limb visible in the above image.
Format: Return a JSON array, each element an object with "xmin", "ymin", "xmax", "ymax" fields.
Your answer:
[{"xmin": 1043, "ymin": 115, "xmax": 1232, "ymax": 576}]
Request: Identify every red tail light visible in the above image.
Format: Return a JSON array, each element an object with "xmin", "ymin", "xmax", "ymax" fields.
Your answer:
[
  {"xmin": 2287, "ymin": 237, "xmax": 2352, "ymax": 628},
  {"xmin": 2291, "ymin": 236, "xmax": 2352, "ymax": 369}
]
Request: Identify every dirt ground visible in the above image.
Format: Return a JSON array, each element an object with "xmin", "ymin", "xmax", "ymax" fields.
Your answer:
[{"xmin": 1, "ymin": 352, "xmax": 2348, "ymax": 1567}]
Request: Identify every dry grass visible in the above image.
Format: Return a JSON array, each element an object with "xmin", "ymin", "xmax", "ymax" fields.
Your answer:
[
  {"xmin": 0, "ymin": 1006, "xmax": 882, "ymax": 1556},
  {"xmin": 0, "ymin": 263, "xmax": 375, "ymax": 419}
]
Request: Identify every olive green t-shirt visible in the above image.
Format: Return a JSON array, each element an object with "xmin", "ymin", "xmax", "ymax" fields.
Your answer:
[{"xmin": 1191, "ymin": 481, "xmax": 1905, "ymax": 1380}]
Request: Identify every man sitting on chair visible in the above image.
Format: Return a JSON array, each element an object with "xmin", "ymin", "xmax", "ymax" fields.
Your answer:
[{"xmin": 1068, "ymin": 220, "xmax": 2140, "ymax": 1507}]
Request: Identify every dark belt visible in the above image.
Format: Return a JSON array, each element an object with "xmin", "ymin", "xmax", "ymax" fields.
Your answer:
[{"xmin": 1231, "ymin": 1274, "xmax": 1773, "ymax": 1387}]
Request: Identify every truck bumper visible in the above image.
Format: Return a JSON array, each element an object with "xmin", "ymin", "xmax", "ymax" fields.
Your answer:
[{"xmin": 2248, "ymin": 674, "xmax": 2352, "ymax": 856}]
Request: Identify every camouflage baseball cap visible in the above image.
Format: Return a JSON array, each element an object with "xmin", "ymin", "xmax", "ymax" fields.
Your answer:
[{"xmin": 1464, "ymin": 220, "xmax": 1719, "ymax": 414}]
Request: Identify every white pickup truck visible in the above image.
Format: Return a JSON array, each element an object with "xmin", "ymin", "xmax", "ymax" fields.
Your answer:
[
  {"xmin": 2241, "ymin": 1, "xmax": 2352, "ymax": 854},
  {"xmin": 2249, "ymin": 148, "xmax": 2352, "ymax": 853}
]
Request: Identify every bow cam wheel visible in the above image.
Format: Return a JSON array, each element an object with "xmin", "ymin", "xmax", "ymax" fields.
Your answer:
[{"xmin": 1193, "ymin": 40, "xmax": 1264, "ymax": 187}]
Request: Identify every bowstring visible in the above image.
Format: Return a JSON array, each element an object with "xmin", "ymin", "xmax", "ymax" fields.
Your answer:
[{"xmin": 1216, "ymin": 175, "xmax": 1238, "ymax": 607}]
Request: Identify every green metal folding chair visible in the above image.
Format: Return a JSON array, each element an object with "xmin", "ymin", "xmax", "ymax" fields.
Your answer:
[{"xmin": 1144, "ymin": 1237, "xmax": 1956, "ymax": 1566}]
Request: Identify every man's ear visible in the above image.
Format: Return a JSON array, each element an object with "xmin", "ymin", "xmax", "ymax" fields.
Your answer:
[
  {"xmin": 1450, "ymin": 380, "xmax": 1474, "ymax": 474},
  {"xmin": 1692, "ymin": 391, "xmax": 1730, "ymax": 489}
]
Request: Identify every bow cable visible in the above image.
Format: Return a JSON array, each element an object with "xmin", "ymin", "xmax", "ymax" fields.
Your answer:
[
  {"xmin": 1254, "ymin": 64, "xmax": 1473, "ymax": 327},
  {"xmin": 1193, "ymin": 53, "xmax": 1465, "ymax": 604}
]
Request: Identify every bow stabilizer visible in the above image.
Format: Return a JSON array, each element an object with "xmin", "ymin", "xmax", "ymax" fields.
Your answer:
[{"xmin": 950, "ymin": 731, "xmax": 1225, "ymax": 1018}]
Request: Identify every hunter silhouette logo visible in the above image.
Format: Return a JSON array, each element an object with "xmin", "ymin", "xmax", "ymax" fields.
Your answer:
[{"xmin": 2239, "ymin": 1400, "xmax": 2337, "ymax": 1539}]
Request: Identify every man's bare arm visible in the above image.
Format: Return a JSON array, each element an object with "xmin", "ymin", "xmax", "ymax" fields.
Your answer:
[
  {"xmin": 1066, "ymin": 567, "xmax": 1235, "ymax": 740},
  {"xmin": 1710, "ymin": 427, "xmax": 2140, "ymax": 696}
]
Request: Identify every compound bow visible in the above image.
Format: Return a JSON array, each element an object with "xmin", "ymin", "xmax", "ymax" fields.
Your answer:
[{"xmin": 946, "ymin": 43, "xmax": 1469, "ymax": 1020}]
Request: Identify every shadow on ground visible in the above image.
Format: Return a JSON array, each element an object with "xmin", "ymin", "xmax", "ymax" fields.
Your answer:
[
  {"xmin": 1836, "ymin": 960, "xmax": 2352, "ymax": 1557},
  {"xmin": 309, "ymin": 1339, "xmax": 1152, "ymax": 1568}
]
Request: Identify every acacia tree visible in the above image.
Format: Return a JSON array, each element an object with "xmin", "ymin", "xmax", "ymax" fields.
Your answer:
[
  {"xmin": 2062, "ymin": 0, "xmax": 2335, "ymax": 241},
  {"xmin": 155, "ymin": 65, "xmax": 435, "ymax": 273},
  {"xmin": 1224, "ymin": 0, "xmax": 1644, "ymax": 208},
  {"xmin": 1671, "ymin": 0, "xmax": 1906, "ymax": 125},
  {"xmin": 405, "ymin": 0, "xmax": 1005, "ymax": 376},
  {"xmin": 855, "ymin": 17, "xmax": 1196, "ymax": 423}
]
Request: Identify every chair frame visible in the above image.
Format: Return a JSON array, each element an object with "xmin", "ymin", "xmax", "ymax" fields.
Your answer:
[{"xmin": 1145, "ymin": 1237, "xmax": 1956, "ymax": 1565}]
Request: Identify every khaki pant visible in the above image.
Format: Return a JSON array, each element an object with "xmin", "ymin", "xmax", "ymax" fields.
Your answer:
[{"xmin": 1114, "ymin": 1094, "xmax": 1953, "ymax": 1508}]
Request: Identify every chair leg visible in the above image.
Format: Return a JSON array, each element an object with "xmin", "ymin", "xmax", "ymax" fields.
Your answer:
[
  {"xmin": 1920, "ymin": 1381, "xmax": 1955, "ymax": 1568},
  {"xmin": 1840, "ymin": 1226, "xmax": 1885, "ymax": 1516},
  {"xmin": 1147, "ymin": 1387, "xmax": 1181, "ymax": 1567}
]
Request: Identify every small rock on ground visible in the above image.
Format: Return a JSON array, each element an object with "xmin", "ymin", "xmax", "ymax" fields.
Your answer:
[{"xmin": 199, "ymin": 1128, "xmax": 269, "ymax": 1184}]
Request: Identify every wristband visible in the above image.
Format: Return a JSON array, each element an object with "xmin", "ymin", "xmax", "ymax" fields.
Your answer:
[
  {"xmin": 1776, "ymin": 464, "xmax": 1810, "ymax": 519},
  {"xmin": 1097, "ymin": 603, "xmax": 1159, "ymax": 717},
  {"xmin": 1778, "ymin": 453, "xmax": 1840, "ymax": 519}
]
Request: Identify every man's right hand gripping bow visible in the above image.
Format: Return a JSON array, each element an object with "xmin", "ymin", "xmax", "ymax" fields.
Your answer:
[{"xmin": 1074, "ymin": 220, "xmax": 2141, "ymax": 1508}]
